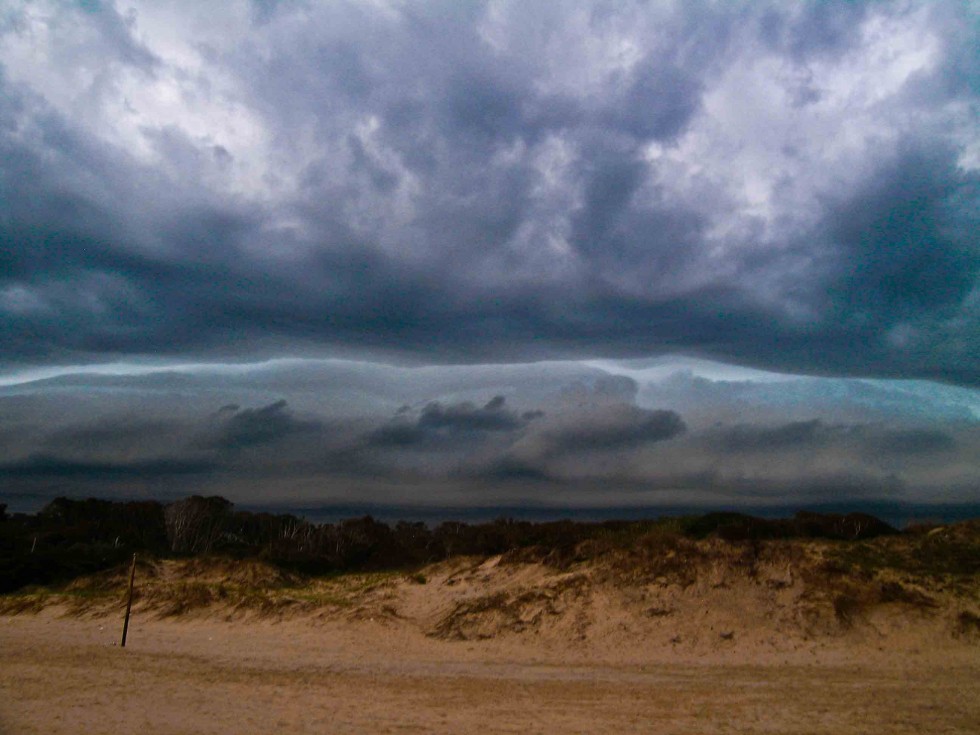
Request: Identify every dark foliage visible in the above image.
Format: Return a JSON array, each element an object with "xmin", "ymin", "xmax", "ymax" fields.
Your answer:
[
  {"xmin": 164, "ymin": 496, "xmax": 234, "ymax": 554},
  {"xmin": 0, "ymin": 498, "xmax": 168, "ymax": 593},
  {"xmin": 0, "ymin": 496, "xmax": 906, "ymax": 594},
  {"xmin": 682, "ymin": 511, "xmax": 897, "ymax": 541}
]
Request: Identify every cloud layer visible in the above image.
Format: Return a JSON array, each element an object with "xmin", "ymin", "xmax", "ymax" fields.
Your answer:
[
  {"xmin": 1, "ymin": 358, "xmax": 976, "ymax": 511},
  {"xmin": 0, "ymin": 1, "xmax": 978, "ymax": 383}
]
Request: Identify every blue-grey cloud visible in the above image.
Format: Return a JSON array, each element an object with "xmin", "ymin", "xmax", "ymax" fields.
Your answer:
[
  {"xmin": 710, "ymin": 419, "xmax": 832, "ymax": 453},
  {"xmin": 205, "ymin": 400, "xmax": 322, "ymax": 450},
  {"xmin": 366, "ymin": 395, "xmax": 533, "ymax": 448},
  {"xmin": 705, "ymin": 419, "xmax": 958, "ymax": 459},
  {"xmin": 0, "ymin": 454, "xmax": 217, "ymax": 480},
  {"xmin": 536, "ymin": 405, "xmax": 686, "ymax": 455},
  {"xmin": 0, "ymin": 360, "xmax": 977, "ymax": 510},
  {"xmin": 0, "ymin": 1, "xmax": 976, "ymax": 386},
  {"xmin": 866, "ymin": 428, "xmax": 958, "ymax": 456}
]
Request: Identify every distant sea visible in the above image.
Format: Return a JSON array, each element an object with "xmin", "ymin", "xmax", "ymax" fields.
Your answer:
[{"xmin": 4, "ymin": 492, "xmax": 979, "ymax": 530}]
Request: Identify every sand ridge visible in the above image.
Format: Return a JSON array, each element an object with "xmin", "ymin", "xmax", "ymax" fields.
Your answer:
[{"xmin": 3, "ymin": 531, "xmax": 979, "ymax": 733}]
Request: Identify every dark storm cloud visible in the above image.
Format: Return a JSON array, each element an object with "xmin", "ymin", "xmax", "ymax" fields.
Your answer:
[
  {"xmin": 607, "ymin": 62, "xmax": 703, "ymax": 142},
  {"xmin": 477, "ymin": 456, "xmax": 552, "ymax": 483},
  {"xmin": 0, "ymin": 454, "xmax": 216, "ymax": 480},
  {"xmin": 818, "ymin": 144, "xmax": 979, "ymax": 331},
  {"xmin": 42, "ymin": 418, "xmax": 182, "ymax": 455},
  {"xmin": 706, "ymin": 419, "xmax": 958, "ymax": 458},
  {"xmin": 465, "ymin": 403, "xmax": 686, "ymax": 483},
  {"xmin": 418, "ymin": 396, "xmax": 525, "ymax": 432},
  {"xmin": 0, "ymin": 0, "xmax": 978, "ymax": 385},
  {"xmin": 0, "ymin": 362, "xmax": 977, "ymax": 507},
  {"xmin": 713, "ymin": 472, "xmax": 908, "ymax": 501},
  {"xmin": 536, "ymin": 405, "xmax": 686, "ymax": 455},
  {"xmin": 866, "ymin": 428, "xmax": 957, "ymax": 456},
  {"xmin": 205, "ymin": 400, "xmax": 322, "ymax": 450},
  {"xmin": 365, "ymin": 421, "xmax": 426, "ymax": 449},
  {"xmin": 365, "ymin": 395, "xmax": 532, "ymax": 448},
  {"xmin": 709, "ymin": 419, "xmax": 831, "ymax": 453}
]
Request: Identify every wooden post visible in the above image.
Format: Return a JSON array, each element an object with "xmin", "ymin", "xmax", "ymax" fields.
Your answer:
[{"xmin": 120, "ymin": 553, "xmax": 137, "ymax": 648}]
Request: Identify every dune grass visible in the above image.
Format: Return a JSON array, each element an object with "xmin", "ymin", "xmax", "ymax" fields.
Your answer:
[{"xmin": 0, "ymin": 559, "xmax": 410, "ymax": 619}]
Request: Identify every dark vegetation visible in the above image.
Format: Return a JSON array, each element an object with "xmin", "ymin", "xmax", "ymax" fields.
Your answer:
[{"xmin": 0, "ymin": 496, "xmax": 924, "ymax": 595}]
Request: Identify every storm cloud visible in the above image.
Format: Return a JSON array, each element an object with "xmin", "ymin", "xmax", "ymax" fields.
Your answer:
[
  {"xmin": 0, "ymin": 359, "xmax": 977, "ymax": 511},
  {"xmin": 0, "ymin": 1, "xmax": 976, "ymax": 385},
  {"xmin": 530, "ymin": 404, "xmax": 686, "ymax": 456},
  {"xmin": 367, "ymin": 395, "xmax": 531, "ymax": 448},
  {"xmin": 0, "ymin": 2, "xmax": 978, "ymax": 516},
  {"xmin": 205, "ymin": 400, "xmax": 322, "ymax": 451}
]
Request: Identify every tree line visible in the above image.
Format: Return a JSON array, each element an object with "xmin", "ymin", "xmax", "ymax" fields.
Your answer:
[{"xmin": 0, "ymin": 495, "xmax": 897, "ymax": 594}]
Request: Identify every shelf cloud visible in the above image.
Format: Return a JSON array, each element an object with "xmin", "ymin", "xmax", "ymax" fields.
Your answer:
[
  {"xmin": 0, "ymin": 2, "xmax": 977, "ymax": 514},
  {"xmin": 0, "ymin": 1, "xmax": 977, "ymax": 384}
]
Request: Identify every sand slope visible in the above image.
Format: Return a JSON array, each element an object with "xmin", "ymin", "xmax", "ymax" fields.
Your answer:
[{"xmin": 2, "ymin": 531, "xmax": 979, "ymax": 733}]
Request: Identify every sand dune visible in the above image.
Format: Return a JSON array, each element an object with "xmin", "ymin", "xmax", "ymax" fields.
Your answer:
[{"xmin": 3, "ymin": 531, "xmax": 979, "ymax": 733}]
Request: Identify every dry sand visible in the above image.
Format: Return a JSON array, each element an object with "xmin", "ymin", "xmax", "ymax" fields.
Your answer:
[{"xmin": 2, "ymin": 551, "xmax": 979, "ymax": 734}]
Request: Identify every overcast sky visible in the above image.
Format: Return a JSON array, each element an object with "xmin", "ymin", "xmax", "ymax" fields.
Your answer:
[{"xmin": 1, "ymin": 1, "xmax": 978, "ymax": 515}]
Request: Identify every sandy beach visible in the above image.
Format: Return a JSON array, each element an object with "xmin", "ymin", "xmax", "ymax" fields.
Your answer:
[
  {"xmin": 3, "ymin": 611, "xmax": 979, "ymax": 735},
  {"xmin": 3, "ymin": 549, "xmax": 979, "ymax": 734}
]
